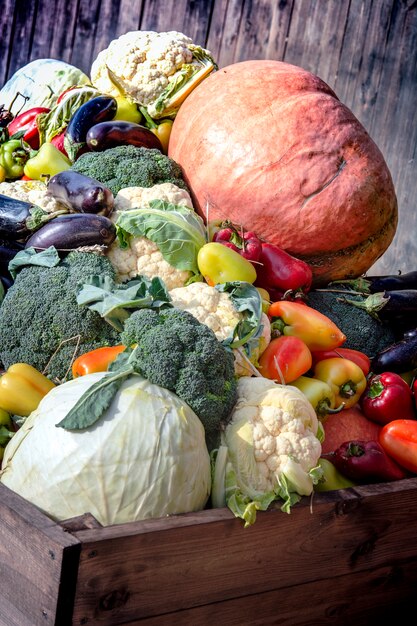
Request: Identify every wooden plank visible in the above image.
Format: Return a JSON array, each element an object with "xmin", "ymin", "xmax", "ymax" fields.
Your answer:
[
  {"xmin": 140, "ymin": 0, "xmax": 215, "ymax": 45},
  {"xmin": 70, "ymin": 479, "xmax": 417, "ymax": 624},
  {"xmin": 6, "ymin": 0, "xmax": 38, "ymax": 78},
  {"xmin": 0, "ymin": 0, "xmax": 17, "ymax": 87},
  {"xmin": 0, "ymin": 484, "xmax": 81, "ymax": 626}
]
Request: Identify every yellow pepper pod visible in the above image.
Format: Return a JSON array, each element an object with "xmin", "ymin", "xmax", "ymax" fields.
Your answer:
[
  {"xmin": 291, "ymin": 375, "xmax": 344, "ymax": 419},
  {"xmin": 313, "ymin": 357, "xmax": 367, "ymax": 410},
  {"xmin": 23, "ymin": 142, "xmax": 71, "ymax": 181},
  {"xmin": 0, "ymin": 363, "xmax": 56, "ymax": 416}
]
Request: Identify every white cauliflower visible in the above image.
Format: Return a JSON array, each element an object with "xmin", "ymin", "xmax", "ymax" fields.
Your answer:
[
  {"xmin": 107, "ymin": 183, "xmax": 199, "ymax": 288},
  {"xmin": 0, "ymin": 180, "xmax": 66, "ymax": 213},
  {"xmin": 169, "ymin": 282, "xmax": 271, "ymax": 377},
  {"xmin": 212, "ymin": 377, "xmax": 323, "ymax": 525},
  {"xmin": 90, "ymin": 30, "xmax": 217, "ymax": 119}
]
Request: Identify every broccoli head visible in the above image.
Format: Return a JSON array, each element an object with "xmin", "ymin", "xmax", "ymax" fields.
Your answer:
[
  {"xmin": 0, "ymin": 251, "xmax": 120, "ymax": 381},
  {"xmin": 70, "ymin": 145, "xmax": 189, "ymax": 196},
  {"xmin": 121, "ymin": 307, "xmax": 237, "ymax": 449}
]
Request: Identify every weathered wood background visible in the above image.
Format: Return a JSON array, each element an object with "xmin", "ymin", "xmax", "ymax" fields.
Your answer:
[{"xmin": 1, "ymin": 0, "xmax": 416, "ymax": 274}]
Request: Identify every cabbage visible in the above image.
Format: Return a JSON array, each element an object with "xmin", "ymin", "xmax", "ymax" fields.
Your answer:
[{"xmin": 0, "ymin": 372, "xmax": 211, "ymax": 526}]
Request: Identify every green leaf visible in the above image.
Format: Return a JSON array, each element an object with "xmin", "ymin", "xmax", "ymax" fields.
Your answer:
[
  {"xmin": 115, "ymin": 200, "xmax": 207, "ymax": 276},
  {"xmin": 8, "ymin": 246, "xmax": 61, "ymax": 279},
  {"xmin": 56, "ymin": 366, "xmax": 133, "ymax": 430},
  {"xmin": 216, "ymin": 282, "xmax": 263, "ymax": 349}
]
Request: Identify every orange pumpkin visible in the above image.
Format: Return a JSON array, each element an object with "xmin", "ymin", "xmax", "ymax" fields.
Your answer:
[{"xmin": 169, "ymin": 60, "xmax": 398, "ymax": 286}]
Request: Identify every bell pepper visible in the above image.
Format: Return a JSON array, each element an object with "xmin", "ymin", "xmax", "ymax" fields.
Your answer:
[
  {"xmin": 291, "ymin": 375, "xmax": 344, "ymax": 419},
  {"xmin": 257, "ymin": 335, "xmax": 312, "ymax": 383},
  {"xmin": 314, "ymin": 458, "xmax": 356, "ymax": 491},
  {"xmin": 311, "ymin": 347, "xmax": 371, "ymax": 376},
  {"xmin": 254, "ymin": 242, "xmax": 313, "ymax": 298},
  {"xmin": 313, "ymin": 357, "xmax": 367, "ymax": 409},
  {"xmin": 379, "ymin": 419, "xmax": 417, "ymax": 473},
  {"xmin": 72, "ymin": 345, "xmax": 126, "ymax": 378},
  {"xmin": 328, "ymin": 440, "xmax": 408, "ymax": 482},
  {"xmin": 197, "ymin": 242, "xmax": 257, "ymax": 286},
  {"xmin": 0, "ymin": 363, "xmax": 56, "ymax": 417},
  {"xmin": 212, "ymin": 222, "xmax": 263, "ymax": 262},
  {"xmin": 0, "ymin": 139, "xmax": 29, "ymax": 179},
  {"xmin": 7, "ymin": 106, "xmax": 50, "ymax": 149},
  {"xmin": 23, "ymin": 141, "xmax": 71, "ymax": 181},
  {"xmin": 268, "ymin": 300, "xmax": 346, "ymax": 351},
  {"xmin": 139, "ymin": 106, "xmax": 172, "ymax": 154},
  {"xmin": 0, "ymin": 408, "xmax": 15, "ymax": 464},
  {"xmin": 360, "ymin": 372, "xmax": 416, "ymax": 425},
  {"xmin": 413, "ymin": 376, "xmax": 417, "ymax": 411}
]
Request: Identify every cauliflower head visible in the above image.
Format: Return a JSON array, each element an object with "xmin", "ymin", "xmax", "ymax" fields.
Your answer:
[
  {"xmin": 114, "ymin": 182, "xmax": 193, "ymax": 211},
  {"xmin": 90, "ymin": 30, "xmax": 216, "ymax": 119},
  {"xmin": 0, "ymin": 180, "xmax": 66, "ymax": 214}
]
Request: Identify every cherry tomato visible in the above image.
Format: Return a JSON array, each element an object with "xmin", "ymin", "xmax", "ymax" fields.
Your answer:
[{"xmin": 257, "ymin": 335, "xmax": 312, "ymax": 383}]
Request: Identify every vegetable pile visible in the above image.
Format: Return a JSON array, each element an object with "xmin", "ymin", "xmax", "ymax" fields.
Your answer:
[{"xmin": 0, "ymin": 30, "xmax": 416, "ymax": 529}]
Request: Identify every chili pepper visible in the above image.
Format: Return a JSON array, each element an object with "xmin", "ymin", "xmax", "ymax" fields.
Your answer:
[
  {"xmin": 291, "ymin": 375, "xmax": 344, "ymax": 419},
  {"xmin": 328, "ymin": 440, "xmax": 408, "ymax": 482},
  {"xmin": 311, "ymin": 347, "xmax": 371, "ymax": 376},
  {"xmin": 197, "ymin": 241, "xmax": 257, "ymax": 286},
  {"xmin": 257, "ymin": 335, "xmax": 312, "ymax": 383},
  {"xmin": 212, "ymin": 222, "xmax": 263, "ymax": 262},
  {"xmin": 0, "ymin": 363, "xmax": 56, "ymax": 417},
  {"xmin": 254, "ymin": 242, "xmax": 313, "ymax": 296},
  {"xmin": 268, "ymin": 300, "xmax": 346, "ymax": 351},
  {"xmin": 379, "ymin": 419, "xmax": 417, "ymax": 473},
  {"xmin": 72, "ymin": 345, "xmax": 126, "ymax": 378},
  {"xmin": 23, "ymin": 142, "xmax": 71, "ymax": 181},
  {"xmin": 0, "ymin": 139, "xmax": 29, "ymax": 179},
  {"xmin": 360, "ymin": 372, "xmax": 416, "ymax": 425},
  {"xmin": 7, "ymin": 106, "xmax": 50, "ymax": 150},
  {"xmin": 313, "ymin": 357, "xmax": 367, "ymax": 409},
  {"xmin": 314, "ymin": 458, "xmax": 357, "ymax": 491}
]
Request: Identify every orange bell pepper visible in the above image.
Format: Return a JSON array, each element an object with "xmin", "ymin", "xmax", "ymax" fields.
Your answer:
[
  {"xmin": 268, "ymin": 300, "xmax": 346, "ymax": 351},
  {"xmin": 313, "ymin": 357, "xmax": 367, "ymax": 410},
  {"xmin": 0, "ymin": 363, "xmax": 55, "ymax": 416},
  {"xmin": 72, "ymin": 345, "xmax": 126, "ymax": 378},
  {"xmin": 257, "ymin": 335, "xmax": 312, "ymax": 384}
]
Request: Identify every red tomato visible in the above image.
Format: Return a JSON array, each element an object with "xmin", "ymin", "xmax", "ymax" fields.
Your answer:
[
  {"xmin": 257, "ymin": 335, "xmax": 312, "ymax": 384},
  {"xmin": 311, "ymin": 347, "xmax": 371, "ymax": 376},
  {"xmin": 379, "ymin": 419, "xmax": 417, "ymax": 473}
]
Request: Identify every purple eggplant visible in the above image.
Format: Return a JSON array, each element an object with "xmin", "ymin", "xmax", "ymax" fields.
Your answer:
[
  {"xmin": 24, "ymin": 213, "xmax": 116, "ymax": 251},
  {"xmin": 65, "ymin": 96, "xmax": 118, "ymax": 160},
  {"xmin": 86, "ymin": 120, "xmax": 162, "ymax": 152},
  {"xmin": 47, "ymin": 171, "xmax": 114, "ymax": 216},
  {"xmin": 371, "ymin": 333, "xmax": 417, "ymax": 374}
]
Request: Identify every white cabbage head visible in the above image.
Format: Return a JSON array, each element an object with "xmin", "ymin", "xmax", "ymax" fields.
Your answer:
[{"xmin": 0, "ymin": 372, "xmax": 211, "ymax": 526}]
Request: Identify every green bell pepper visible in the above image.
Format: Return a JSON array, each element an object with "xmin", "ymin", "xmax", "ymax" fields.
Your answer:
[{"xmin": 0, "ymin": 139, "xmax": 29, "ymax": 179}]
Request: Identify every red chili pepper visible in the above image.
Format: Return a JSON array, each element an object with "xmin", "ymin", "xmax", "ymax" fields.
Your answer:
[
  {"xmin": 7, "ymin": 107, "xmax": 50, "ymax": 149},
  {"xmin": 360, "ymin": 372, "xmax": 416, "ymax": 425},
  {"xmin": 212, "ymin": 223, "xmax": 262, "ymax": 262},
  {"xmin": 50, "ymin": 130, "xmax": 69, "ymax": 157},
  {"xmin": 254, "ymin": 242, "xmax": 313, "ymax": 296},
  {"xmin": 379, "ymin": 419, "xmax": 417, "ymax": 473},
  {"xmin": 311, "ymin": 347, "xmax": 371, "ymax": 376},
  {"xmin": 328, "ymin": 440, "xmax": 408, "ymax": 482}
]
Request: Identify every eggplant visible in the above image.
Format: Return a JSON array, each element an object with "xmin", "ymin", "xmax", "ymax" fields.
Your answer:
[
  {"xmin": 0, "ymin": 274, "xmax": 14, "ymax": 292},
  {"xmin": 343, "ymin": 290, "xmax": 417, "ymax": 321},
  {"xmin": 0, "ymin": 194, "xmax": 37, "ymax": 240},
  {"xmin": 86, "ymin": 120, "xmax": 162, "ymax": 152},
  {"xmin": 364, "ymin": 271, "xmax": 417, "ymax": 293},
  {"xmin": 65, "ymin": 96, "xmax": 118, "ymax": 160},
  {"xmin": 47, "ymin": 171, "xmax": 114, "ymax": 216},
  {"xmin": 404, "ymin": 328, "xmax": 417, "ymax": 340},
  {"xmin": 371, "ymin": 334, "xmax": 417, "ymax": 374},
  {"xmin": 24, "ymin": 214, "xmax": 116, "ymax": 251}
]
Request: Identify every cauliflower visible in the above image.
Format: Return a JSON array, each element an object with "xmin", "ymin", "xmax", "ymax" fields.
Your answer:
[
  {"xmin": 114, "ymin": 182, "xmax": 193, "ymax": 211},
  {"xmin": 212, "ymin": 377, "xmax": 323, "ymax": 525},
  {"xmin": 90, "ymin": 30, "xmax": 217, "ymax": 119},
  {"xmin": 0, "ymin": 180, "xmax": 66, "ymax": 213},
  {"xmin": 169, "ymin": 282, "xmax": 271, "ymax": 377}
]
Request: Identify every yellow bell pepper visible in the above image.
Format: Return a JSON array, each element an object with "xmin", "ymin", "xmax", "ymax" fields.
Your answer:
[{"xmin": 0, "ymin": 363, "xmax": 55, "ymax": 416}]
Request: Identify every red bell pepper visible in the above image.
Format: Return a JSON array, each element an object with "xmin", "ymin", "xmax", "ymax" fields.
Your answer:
[
  {"xmin": 51, "ymin": 129, "xmax": 69, "ymax": 157},
  {"xmin": 328, "ymin": 440, "xmax": 408, "ymax": 482},
  {"xmin": 311, "ymin": 347, "xmax": 371, "ymax": 376},
  {"xmin": 257, "ymin": 335, "xmax": 312, "ymax": 383},
  {"xmin": 8, "ymin": 107, "xmax": 50, "ymax": 149},
  {"xmin": 212, "ymin": 222, "xmax": 262, "ymax": 262},
  {"xmin": 254, "ymin": 242, "xmax": 313, "ymax": 298},
  {"xmin": 413, "ymin": 376, "xmax": 417, "ymax": 412},
  {"xmin": 360, "ymin": 372, "xmax": 416, "ymax": 425},
  {"xmin": 379, "ymin": 419, "xmax": 417, "ymax": 473}
]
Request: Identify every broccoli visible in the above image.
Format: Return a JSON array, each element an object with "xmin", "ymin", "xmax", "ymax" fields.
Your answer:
[
  {"xmin": 0, "ymin": 251, "xmax": 119, "ymax": 381},
  {"xmin": 306, "ymin": 289, "xmax": 397, "ymax": 357},
  {"xmin": 70, "ymin": 145, "xmax": 189, "ymax": 196},
  {"xmin": 121, "ymin": 307, "xmax": 237, "ymax": 450}
]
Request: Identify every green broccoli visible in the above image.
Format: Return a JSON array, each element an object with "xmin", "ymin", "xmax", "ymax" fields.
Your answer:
[
  {"xmin": 121, "ymin": 307, "xmax": 237, "ymax": 450},
  {"xmin": 306, "ymin": 289, "xmax": 397, "ymax": 357},
  {"xmin": 0, "ymin": 251, "xmax": 120, "ymax": 381},
  {"xmin": 70, "ymin": 145, "xmax": 189, "ymax": 195}
]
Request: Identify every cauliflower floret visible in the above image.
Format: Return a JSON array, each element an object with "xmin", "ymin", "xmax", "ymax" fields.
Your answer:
[
  {"xmin": 0, "ymin": 180, "xmax": 66, "ymax": 213},
  {"xmin": 114, "ymin": 183, "xmax": 193, "ymax": 211}
]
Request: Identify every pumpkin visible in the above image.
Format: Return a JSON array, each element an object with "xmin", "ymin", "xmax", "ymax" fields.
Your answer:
[{"xmin": 168, "ymin": 60, "xmax": 398, "ymax": 286}]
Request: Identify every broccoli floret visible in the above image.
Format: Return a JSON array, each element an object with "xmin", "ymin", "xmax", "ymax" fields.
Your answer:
[
  {"xmin": 306, "ymin": 290, "xmax": 397, "ymax": 357},
  {"xmin": 70, "ymin": 145, "xmax": 189, "ymax": 196},
  {"xmin": 0, "ymin": 251, "xmax": 119, "ymax": 381},
  {"xmin": 121, "ymin": 307, "xmax": 237, "ymax": 449}
]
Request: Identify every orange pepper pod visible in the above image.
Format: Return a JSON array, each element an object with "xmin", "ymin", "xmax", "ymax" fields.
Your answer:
[
  {"xmin": 72, "ymin": 345, "xmax": 126, "ymax": 378},
  {"xmin": 0, "ymin": 363, "xmax": 55, "ymax": 416},
  {"xmin": 313, "ymin": 357, "xmax": 367, "ymax": 410},
  {"xmin": 268, "ymin": 300, "xmax": 346, "ymax": 351}
]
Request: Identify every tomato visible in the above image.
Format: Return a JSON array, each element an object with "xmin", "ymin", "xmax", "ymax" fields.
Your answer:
[
  {"xmin": 197, "ymin": 242, "xmax": 257, "ymax": 286},
  {"xmin": 257, "ymin": 335, "xmax": 312, "ymax": 383},
  {"xmin": 379, "ymin": 419, "xmax": 417, "ymax": 473},
  {"xmin": 311, "ymin": 347, "xmax": 371, "ymax": 376}
]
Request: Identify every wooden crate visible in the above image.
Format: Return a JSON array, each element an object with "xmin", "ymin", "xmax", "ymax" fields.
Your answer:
[{"xmin": 1, "ymin": 478, "xmax": 417, "ymax": 626}]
